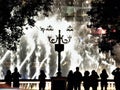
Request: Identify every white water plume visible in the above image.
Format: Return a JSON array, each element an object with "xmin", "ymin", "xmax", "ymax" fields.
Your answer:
[{"xmin": 0, "ymin": 15, "xmax": 116, "ymax": 79}]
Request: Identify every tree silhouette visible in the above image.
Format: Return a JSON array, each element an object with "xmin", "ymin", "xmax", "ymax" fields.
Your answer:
[
  {"xmin": 0, "ymin": 0, "xmax": 53, "ymax": 50},
  {"xmin": 87, "ymin": 0, "xmax": 120, "ymax": 52}
]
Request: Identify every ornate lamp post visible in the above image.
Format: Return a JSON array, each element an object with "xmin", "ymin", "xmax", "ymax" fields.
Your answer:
[
  {"xmin": 48, "ymin": 29, "xmax": 72, "ymax": 77},
  {"xmin": 41, "ymin": 25, "xmax": 72, "ymax": 77},
  {"xmin": 40, "ymin": 25, "xmax": 73, "ymax": 90}
]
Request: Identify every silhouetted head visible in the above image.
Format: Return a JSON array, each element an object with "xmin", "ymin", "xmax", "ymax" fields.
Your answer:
[
  {"xmin": 91, "ymin": 70, "xmax": 96, "ymax": 75},
  {"xmin": 69, "ymin": 70, "xmax": 73, "ymax": 74},
  {"xmin": 84, "ymin": 71, "xmax": 90, "ymax": 76},
  {"xmin": 40, "ymin": 70, "xmax": 44, "ymax": 74},
  {"xmin": 76, "ymin": 67, "xmax": 79, "ymax": 71},
  {"xmin": 102, "ymin": 69, "xmax": 106, "ymax": 73},
  {"xmin": 116, "ymin": 67, "xmax": 120, "ymax": 71},
  {"xmin": 7, "ymin": 70, "xmax": 11, "ymax": 75},
  {"xmin": 14, "ymin": 67, "xmax": 18, "ymax": 72}
]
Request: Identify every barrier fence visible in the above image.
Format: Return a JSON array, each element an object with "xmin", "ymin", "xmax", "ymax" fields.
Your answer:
[{"xmin": 0, "ymin": 79, "xmax": 115, "ymax": 90}]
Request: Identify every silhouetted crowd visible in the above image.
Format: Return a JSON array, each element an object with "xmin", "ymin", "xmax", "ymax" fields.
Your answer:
[
  {"xmin": 4, "ymin": 68, "xmax": 47, "ymax": 90},
  {"xmin": 5, "ymin": 67, "xmax": 21, "ymax": 88},
  {"xmin": 67, "ymin": 67, "xmax": 120, "ymax": 90},
  {"xmin": 4, "ymin": 67, "xmax": 120, "ymax": 90},
  {"xmin": 67, "ymin": 67, "xmax": 103, "ymax": 90}
]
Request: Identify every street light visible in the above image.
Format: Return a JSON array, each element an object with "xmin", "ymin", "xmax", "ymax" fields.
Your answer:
[
  {"xmin": 48, "ymin": 26, "xmax": 72, "ymax": 77},
  {"xmin": 40, "ymin": 25, "xmax": 73, "ymax": 77}
]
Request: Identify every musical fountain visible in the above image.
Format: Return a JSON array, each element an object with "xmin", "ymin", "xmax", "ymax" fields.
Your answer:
[{"xmin": 0, "ymin": 0, "xmax": 117, "ymax": 79}]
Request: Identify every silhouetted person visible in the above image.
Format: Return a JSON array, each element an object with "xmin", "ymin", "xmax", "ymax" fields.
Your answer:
[
  {"xmin": 67, "ymin": 70, "xmax": 74, "ymax": 90},
  {"xmin": 12, "ymin": 67, "xmax": 21, "ymax": 88},
  {"xmin": 73, "ymin": 67, "xmax": 82, "ymax": 90},
  {"xmin": 112, "ymin": 67, "xmax": 120, "ymax": 90},
  {"xmin": 90, "ymin": 70, "xmax": 99, "ymax": 90},
  {"xmin": 83, "ymin": 71, "xmax": 90, "ymax": 90},
  {"xmin": 5, "ymin": 70, "xmax": 12, "ymax": 87},
  {"xmin": 100, "ymin": 69, "xmax": 108, "ymax": 90},
  {"xmin": 39, "ymin": 70, "xmax": 46, "ymax": 90}
]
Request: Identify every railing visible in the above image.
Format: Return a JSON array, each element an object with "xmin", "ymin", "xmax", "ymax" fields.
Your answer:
[{"xmin": 0, "ymin": 79, "xmax": 115, "ymax": 90}]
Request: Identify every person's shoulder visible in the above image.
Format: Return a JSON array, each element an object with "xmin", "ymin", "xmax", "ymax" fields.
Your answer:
[
  {"xmin": 78, "ymin": 72, "xmax": 82, "ymax": 74},
  {"xmin": 73, "ymin": 71, "xmax": 76, "ymax": 74}
]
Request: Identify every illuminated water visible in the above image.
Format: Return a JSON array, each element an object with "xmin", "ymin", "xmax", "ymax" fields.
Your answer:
[
  {"xmin": 0, "ymin": 0, "xmax": 117, "ymax": 79},
  {"xmin": 0, "ymin": 15, "xmax": 116, "ymax": 79}
]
